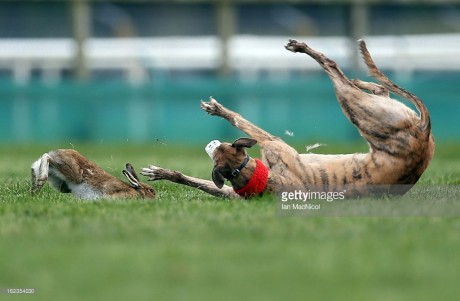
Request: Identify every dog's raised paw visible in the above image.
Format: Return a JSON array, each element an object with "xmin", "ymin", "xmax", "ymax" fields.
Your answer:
[
  {"xmin": 200, "ymin": 97, "xmax": 222, "ymax": 116},
  {"xmin": 285, "ymin": 39, "xmax": 305, "ymax": 53}
]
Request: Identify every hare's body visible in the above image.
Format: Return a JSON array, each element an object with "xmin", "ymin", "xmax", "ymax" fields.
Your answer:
[{"xmin": 31, "ymin": 149, "xmax": 155, "ymax": 200}]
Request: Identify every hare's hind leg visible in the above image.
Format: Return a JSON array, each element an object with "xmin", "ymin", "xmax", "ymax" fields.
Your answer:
[
  {"xmin": 31, "ymin": 153, "xmax": 71, "ymax": 194},
  {"xmin": 31, "ymin": 153, "xmax": 52, "ymax": 194}
]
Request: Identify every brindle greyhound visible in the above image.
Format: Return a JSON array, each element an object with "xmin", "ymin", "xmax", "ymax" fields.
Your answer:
[{"xmin": 141, "ymin": 39, "xmax": 434, "ymax": 198}]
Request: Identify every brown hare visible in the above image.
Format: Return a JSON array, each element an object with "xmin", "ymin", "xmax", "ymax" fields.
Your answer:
[{"xmin": 31, "ymin": 149, "xmax": 155, "ymax": 200}]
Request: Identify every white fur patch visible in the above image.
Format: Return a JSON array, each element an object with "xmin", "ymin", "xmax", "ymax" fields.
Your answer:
[
  {"xmin": 31, "ymin": 159, "xmax": 41, "ymax": 178},
  {"xmin": 67, "ymin": 182, "xmax": 103, "ymax": 200},
  {"xmin": 285, "ymin": 130, "xmax": 294, "ymax": 137},
  {"xmin": 306, "ymin": 143, "xmax": 326, "ymax": 152},
  {"xmin": 47, "ymin": 166, "xmax": 102, "ymax": 200}
]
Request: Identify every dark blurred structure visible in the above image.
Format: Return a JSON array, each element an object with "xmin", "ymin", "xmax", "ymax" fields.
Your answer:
[{"xmin": 0, "ymin": 0, "xmax": 459, "ymax": 81}]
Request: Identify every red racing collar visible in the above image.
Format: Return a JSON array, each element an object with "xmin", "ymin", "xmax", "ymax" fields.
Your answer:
[{"xmin": 233, "ymin": 159, "xmax": 268, "ymax": 198}]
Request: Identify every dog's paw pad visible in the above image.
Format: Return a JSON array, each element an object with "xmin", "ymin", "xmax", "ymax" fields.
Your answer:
[
  {"xmin": 141, "ymin": 166, "xmax": 165, "ymax": 181},
  {"xmin": 285, "ymin": 39, "xmax": 305, "ymax": 53},
  {"xmin": 200, "ymin": 97, "xmax": 222, "ymax": 115}
]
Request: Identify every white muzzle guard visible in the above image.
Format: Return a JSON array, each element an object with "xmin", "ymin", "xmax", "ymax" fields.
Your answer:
[{"xmin": 205, "ymin": 140, "xmax": 221, "ymax": 160}]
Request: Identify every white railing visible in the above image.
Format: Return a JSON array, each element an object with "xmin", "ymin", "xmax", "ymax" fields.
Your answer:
[{"xmin": 0, "ymin": 34, "xmax": 459, "ymax": 83}]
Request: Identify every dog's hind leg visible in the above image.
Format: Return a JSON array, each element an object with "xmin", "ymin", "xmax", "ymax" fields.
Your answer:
[
  {"xmin": 201, "ymin": 97, "xmax": 279, "ymax": 144},
  {"xmin": 284, "ymin": 39, "xmax": 374, "ymax": 126},
  {"xmin": 285, "ymin": 38, "xmax": 432, "ymax": 162},
  {"xmin": 284, "ymin": 39, "xmax": 405, "ymax": 156},
  {"xmin": 284, "ymin": 39, "xmax": 375, "ymax": 131},
  {"xmin": 285, "ymin": 39, "xmax": 353, "ymax": 87},
  {"xmin": 358, "ymin": 39, "xmax": 431, "ymax": 132},
  {"xmin": 352, "ymin": 79, "xmax": 389, "ymax": 97}
]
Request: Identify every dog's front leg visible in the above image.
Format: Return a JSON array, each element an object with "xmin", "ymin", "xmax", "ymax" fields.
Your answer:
[
  {"xmin": 141, "ymin": 166, "xmax": 239, "ymax": 198},
  {"xmin": 201, "ymin": 97, "xmax": 278, "ymax": 144}
]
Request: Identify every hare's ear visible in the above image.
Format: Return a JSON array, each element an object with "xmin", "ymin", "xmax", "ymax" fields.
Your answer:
[{"xmin": 122, "ymin": 163, "xmax": 140, "ymax": 188}]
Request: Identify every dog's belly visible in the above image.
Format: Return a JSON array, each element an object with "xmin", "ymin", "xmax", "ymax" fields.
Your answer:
[
  {"xmin": 262, "ymin": 135, "xmax": 432, "ymax": 196},
  {"xmin": 299, "ymin": 153, "xmax": 371, "ymax": 187},
  {"xmin": 294, "ymin": 151, "xmax": 429, "ymax": 196},
  {"xmin": 299, "ymin": 153, "xmax": 361, "ymax": 164}
]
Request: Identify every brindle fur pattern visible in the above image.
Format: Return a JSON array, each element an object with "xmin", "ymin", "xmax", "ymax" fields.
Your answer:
[
  {"xmin": 141, "ymin": 39, "xmax": 434, "ymax": 198},
  {"xmin": 31, "ymin": 149, "xmax": 156, "ymax": 199}
]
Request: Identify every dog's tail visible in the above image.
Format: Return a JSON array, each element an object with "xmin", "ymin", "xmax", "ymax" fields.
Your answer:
[{"xmin": 358, "ymin": 39, "xmax": 431, "ymax": 133}]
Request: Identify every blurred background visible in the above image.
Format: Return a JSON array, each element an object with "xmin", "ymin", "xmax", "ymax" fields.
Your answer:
[{"xmin": 0, "ymin": 0, "xmax": 459, "ymax": 145}]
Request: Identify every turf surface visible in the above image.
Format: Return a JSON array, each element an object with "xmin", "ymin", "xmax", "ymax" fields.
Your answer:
[{"xmin": 1, "ymin": 142, "xmax": 459, "ymax": 301}]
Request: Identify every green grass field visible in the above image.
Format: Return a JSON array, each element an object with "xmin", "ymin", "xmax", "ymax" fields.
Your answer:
[{"xmin": 1, "ymin": 142, "xmax": 460, "ymax": 301}]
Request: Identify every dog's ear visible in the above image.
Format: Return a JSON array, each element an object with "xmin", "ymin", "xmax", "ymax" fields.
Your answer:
[
  {"xmin": 212, "ymin": 166, "xmax": 225, "ymax": 189},
  {"xmin": 232, "ymin": 138, "xmax": 257, "ymax": 149}
]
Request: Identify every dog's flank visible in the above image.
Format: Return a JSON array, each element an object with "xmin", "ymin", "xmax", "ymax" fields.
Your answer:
[
  {"xmin": 142, "ymin": 39, "xmax": 434, "ymax": 198},
  {"xmin": 31, "ymin": 149, "xmax": 156, "ymax": 200}
]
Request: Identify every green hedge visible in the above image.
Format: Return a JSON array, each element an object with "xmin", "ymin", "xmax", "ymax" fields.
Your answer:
[{"xmin": 0, "ymin": 73, "xmax": 458, "ymax": 144}]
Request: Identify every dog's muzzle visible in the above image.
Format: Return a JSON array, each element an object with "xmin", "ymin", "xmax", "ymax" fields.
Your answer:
[{"xmin": 205, "ymin": 140, "xmax": 221, "ymax": 160}]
